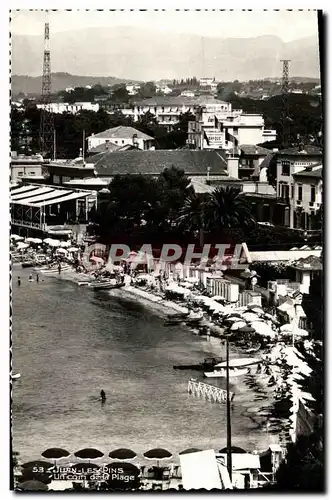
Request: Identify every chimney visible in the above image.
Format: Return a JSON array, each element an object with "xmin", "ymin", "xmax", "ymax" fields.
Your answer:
[{"xmin": 227, "ymin": 153, "xmax": 239, "ymax": 179}]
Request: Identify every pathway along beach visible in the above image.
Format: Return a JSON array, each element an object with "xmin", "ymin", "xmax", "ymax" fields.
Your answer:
[{"xmin": 12, "ymin": 267, "xmax": 276, "ymax": 464}]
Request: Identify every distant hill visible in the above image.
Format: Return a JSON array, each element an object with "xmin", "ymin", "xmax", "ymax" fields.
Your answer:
[
  {"xmin": 11, "ymin": 28, "xmax": 320, "ymax": 82},
  {"xmin": 11, "ymin": 72, "xmax": 140, "ymax": 95}
]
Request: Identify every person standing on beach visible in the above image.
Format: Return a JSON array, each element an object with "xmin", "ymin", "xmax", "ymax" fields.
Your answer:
[
  {"xmin": 36, "ymin": 273, "xmax": 39, "ymax": 283},
  {"xmin": 58, "ymin": 263, "xmax": 61, "ymax": 275},
  {"xmin": 17, "ymin": 276, "xmax": 21, "ymax": 287}
]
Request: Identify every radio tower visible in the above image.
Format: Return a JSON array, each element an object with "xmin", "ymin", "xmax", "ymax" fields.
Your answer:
[
  {"xmin": 280, "ymin": 59, "xmax": 291, "ymax": 149},
  {"xmin": 39, "ymin": 14, "xmax": 54, "ymax": 159}
]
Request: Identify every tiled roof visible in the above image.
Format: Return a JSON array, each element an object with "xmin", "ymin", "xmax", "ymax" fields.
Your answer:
[
  {"xmin": 88, "ymin": 142, "xmax": 121, "ymax": 154},
  {"xmin": 279, "ymin": 145, "xmax": 322, "ymax": 156},
  {"xmin": 293, "ymin": 166, "xmax": 322, "ymax": 178},
  {"xmin": 90, "ymin": 150, "xmax": 228, "ymax": 176},
  {"xmin": 240, "ymin": 145, "xmax": 271, "ymax": 156},
  {"xmin": 132, "ymin": 96, "xmax": 228, "ymax": 107},
  {"xmin": 88, "ymin": 126, "xmax": 153, "ymax": 141},
  {"xmin": 290, "ymin": 255, "xmax": 322, "ymax": 271}
]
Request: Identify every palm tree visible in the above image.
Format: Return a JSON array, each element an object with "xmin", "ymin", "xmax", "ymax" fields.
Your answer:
[
  {"xmin": 205, "ymin": 186, "xmax": 257, "ymax": 232},
  {"xmin": 177, "ymin": 192, "xmax": 208, "ymax": 246}
]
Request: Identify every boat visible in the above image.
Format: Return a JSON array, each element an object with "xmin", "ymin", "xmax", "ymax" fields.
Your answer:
[
  {"xmin": 246, "ymin": 344, "xmax": 262, "ymax": 354},
  {"xmin": 204, "ymin": 358, "xmax": 262, "ymax": 378},
  {"xmin": 173, "ymin": 357, "xmax": 223, "ymax": 371},
  {"xmin": 21, "ymin": 261, "xmax": 35, "ymax": 268},
  {"xmin": 78, "ymin": 281, "xmax": 91, "ymax": 286},
  {"xmin": 166, "ymin": 312, "xmax": 190, "ymax": 320},
  {"xmin": 11, "ymin": 373, "xmax": 21, "ymax": 380},
  {"xmin": 90, "ymin": 281, "xmax": 126, "ymax": 291}
]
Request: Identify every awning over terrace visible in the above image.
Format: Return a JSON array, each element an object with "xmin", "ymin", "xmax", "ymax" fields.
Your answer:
[{"xmin": 10, "ymin": 184, "xmax": 91, "ymax": 207}]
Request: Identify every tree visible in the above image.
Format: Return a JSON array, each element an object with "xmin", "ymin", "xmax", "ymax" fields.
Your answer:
[
  {"xmin": 177, "ymin": 191, "xmax": 208, "ymax": 245},
  {"xmin": 271, "ymin": 430, "xmax": 324, "ymax": 491},
  {"xmin": 157, "ymin": 166, "xmax": 193, "ymax": 229},
  {"xmin": 205, "ymin": 186, "xmax": 257, "ymax": 232},
  {"xmin": 138, "ymin": 82, "xmax": 157, "ymax": 99}
]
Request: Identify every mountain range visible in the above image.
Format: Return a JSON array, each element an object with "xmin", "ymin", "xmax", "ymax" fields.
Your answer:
[{"xmin": 11, "ymin": 27, "xmax": 320, "ymax": 86}]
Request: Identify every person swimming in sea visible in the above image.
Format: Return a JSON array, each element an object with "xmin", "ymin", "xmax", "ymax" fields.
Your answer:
[
  {"xmin": 29, "ymin": 273, "xmax": 33, "ymax": 282},
  {"xmin": 100, "ymin": 390, "xmax": 106, "ymax": 402}
]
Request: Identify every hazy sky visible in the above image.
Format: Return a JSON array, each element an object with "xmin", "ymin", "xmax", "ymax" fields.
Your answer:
[{"xmin": 10, "ymin": 9, "xmax": 318, "ymax": 42}]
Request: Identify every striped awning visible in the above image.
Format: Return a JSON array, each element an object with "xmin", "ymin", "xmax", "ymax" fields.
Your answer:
[{"xmin": 10, "ymin": 184, "xmax": 91, "ymax": 207}]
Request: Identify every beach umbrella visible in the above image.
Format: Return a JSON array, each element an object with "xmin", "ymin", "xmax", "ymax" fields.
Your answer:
[
  {"xmin": 68, "ymin": 247, "xmax": 79, "ymax": 253},
  {"xmin": 22, "ymin": 460, "xmax": 54, "ymax": 471},
  {"xmin": 71, "ymin": 462, "xmax": 101, "ymax": 476},
  {"xmin": 143, "ymin": 448, "xmax": 172, "ymax": 467},
  {"xmin": 109, "ymin": 448, "xmax": 137, "ymax": 461},
  {"xmin": 74, "ymin": 448, "xmax": 104, "ymax": 460},
  {"xmin": 11, "ymin": 234, "xmax": 24, "ymax": 241},
  {"xmin": 90, "ymin": 256, "xmax": 104, "ymax": 264},
  {"xmin": 33, "ymin": 238, "xmax": 43, "ymax": 244},
  {"xmin": 241, "ymin": 312, "xmax": 260, "ymax": 323},
  {"xmin": 106, "ymin": 462, "xmax": 140, "ymax": 491},
  {"xmin": 60, "ymin": 241, "xmax": 71, "ymax": 248},
  {"xmin": 56, "ymin": 247, "xmax": 68, "ymax": 254},
  {"xmin": 251, "ymin": 321, "xmax": 275, "ymax": 337},
  {"xmin": 179, "ymin": 448, "xmax": 202, "ymax": 455},
  {"xmin": 224, "ymin": 316, "xmax": 243, "ymax": 323},
  {"xmin": 246, "ymin": 306, "xmax": 264, "ymax": 315},
  {"xmin": 17, "ymin": 242, "xmax": 29, "ymax": 250},
  {"xmin": 230, "ymin": 320, "xmax": 247, "ymax": 331},
  {"xmin": 219, "ymin": 446, "xmax": 247, "ymax": 454},
  {"xmin": 41, "ymin": 448, "xmax": 70, "ymax": 460},
  {"xmin": 25, "ymin": 237, "xmax": 36, "ymax": 243},
  {"xmin": 238, "ymin": 325, "xmax": 256, "ymax": 334},
  {"xmin": 17, "ymin": 480, "xmax": 48, "ymax": 491},
  {"xmin": 48, "ymin": 239, "xmax": 61, "ymax": 247}
]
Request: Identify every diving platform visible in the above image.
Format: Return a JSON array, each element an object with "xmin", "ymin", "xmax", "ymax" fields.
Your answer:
[{"xmin": 188, "ymin": 378, "xmax": 233, "ymax": 404}]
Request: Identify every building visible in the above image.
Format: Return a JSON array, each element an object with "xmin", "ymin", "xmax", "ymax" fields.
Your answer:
[
  {"xmin": 180, "ymin": 90, "xmax": 195, "ymax": 98},
  {"xmin": 125, "ymin": 83, "xmax": 141, "ymax": 95},
  {"xmin": 238, "ymin": 145, "xmax": 273, "ymax": 180},
  {"xmin": 11, "ymin": 154, "xmax": 47, "ymax": 183},
  {"xmin": 87, "ymin": 126, "xmax": 154, "ymax": 151},
  {"xmin": 89, "ymin": 149, "xmax": 228, "ymax": 184},
  {"xmin": 291, "ymin": 165, "xmax": 322, "ymax": 230},
  {"xmin": 187, "ymin": 101, "xmax": 276, "ymax": 151},
  {"xmin": 275, "ymin": 145, "xmax": 322, "ymax": 228},
  {"xmin": 36, "ymin": 102, "xmax": 100, "ymax": 114},
  {"xmin": 289, "ymin": 254, "xmax": 322, "ymax": 294},
  {"xmin": 122, "ymin": 96, "xmax": 227, "ymax": 132},
  {"xmin": 156, "ymin": 84, "xmax": 173, "ymax": 95}
]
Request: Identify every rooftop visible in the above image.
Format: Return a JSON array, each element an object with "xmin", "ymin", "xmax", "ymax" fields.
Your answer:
[
  {"xmin": 290, "ymin": 255, "xmax": 322, "ymax": 271},
  {"xmin": 131, "ymin": 96, "xmax": 228, "ymax": 107},
  {"xmin": 240, "ymin": 145, "xmax": 271, "ymax": 156},
  {"xmin": 279, "ymin": 145, "xmax": 323, "ymax": 156},
  {"xmin": 293, "ymin": 165, "xmax": 322, "ymax": 179},
  {"xmin": 88, "ymin": 126, "xmax": 153, "ymax": 141},
  {"xmin": 89, "ymin": 150, "xmax": 228, "ymax": 177}
]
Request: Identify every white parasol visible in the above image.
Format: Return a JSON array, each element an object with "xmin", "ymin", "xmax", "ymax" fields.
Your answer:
[
  {"xmin": 230, "ymin": 320, "xmax": 247, "ymax": 331},
  {"xmin": 60, "ymin": 241, "xmax": 71, "ymax": 248},
  {"xmin": 11, "ymin": 234, "xmax": 24, "ymax": 241}
]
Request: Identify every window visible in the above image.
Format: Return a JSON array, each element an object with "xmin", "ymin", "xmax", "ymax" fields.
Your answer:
[
  {"xmin": 281, "ymin": 161, "xmax": 290, "ymax": 176},
  {"xmin": 17, "ymin": 172, "xmax": 23, "ymax": 177},
  {"xmin": 298, "ymin": 185, "xmax": 303, "ymax": 201},
  {"xmin": 29, "ymin": 171, "xmax": 36, "ymax": 176},
  {"xmin": 233, "ymin": 127, "xmax": 238, "ymax": 135},
  {"xmin": 291, "ymin": 185, "xmax": 294, "ymax": 199},
  {"xmin": 310, "ymin": 185, "xmax": 316, "ymax": 203},
  {"xmin": 122, "ymin": 140, "xmax": 125, "ymax": 144}
]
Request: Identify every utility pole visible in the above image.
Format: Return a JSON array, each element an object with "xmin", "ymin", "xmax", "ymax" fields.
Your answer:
[
  {"xmin": 280, "ymin": 59, "xmax": 291, "ymax": 149},
  {"xmin": 225, "ymin": 334, "xmax": 232, "ymax": 483},
  {"xmin": 39, "ymin": 12, "xmax": 54, "ymax": 158}
]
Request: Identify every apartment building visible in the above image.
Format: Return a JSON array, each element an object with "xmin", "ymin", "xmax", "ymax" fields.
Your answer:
[
  {"xmin": 275, "ymin": 145, "xmax": 323, "ymax": 229},
  {"xmin": 187, "ymin": 101, "xmax": 276, "ymax": 151},
  {"xmin": 36, "ymin": 102, "xmax": 100, "ymax": 114},
  {"xmin": 87, "ymin": 126, "xmax": 154, "ymax": 152}
]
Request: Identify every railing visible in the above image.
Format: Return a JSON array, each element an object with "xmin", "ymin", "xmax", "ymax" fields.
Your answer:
[{"xmin": 188, "ymin": 379, "xmax": 233, "ymax": 404}]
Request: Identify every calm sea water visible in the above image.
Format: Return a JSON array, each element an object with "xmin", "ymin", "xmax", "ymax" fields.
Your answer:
[{"xmin": 12, "ymin": 268, "xmax": 270, "ymax": 464}]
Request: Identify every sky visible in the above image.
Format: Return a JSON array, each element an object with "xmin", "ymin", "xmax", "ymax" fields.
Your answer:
[{"xmin": 10, "ymin": 9, "xmax": 318, "ymax": 42}]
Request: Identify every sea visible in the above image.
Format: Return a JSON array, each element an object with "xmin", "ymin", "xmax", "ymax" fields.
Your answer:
[{"xmin": 12, "ymin": 267, "xmax": 272, "ymax": 464}]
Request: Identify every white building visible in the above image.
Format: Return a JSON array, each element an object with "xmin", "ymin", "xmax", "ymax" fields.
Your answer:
[
  {"xmin": 275, "ymin": 145, "xmax": 322, "ymax": 228},
  {"xmin": 199, "ymin": 77, "xmax": 215, "ymax": 87},
  {"xmin": 180, "ymin": 90, "xmax": 195, "ymax": 97},
  {"xmin": 11, "ymin": 154, "xmax": 45, "ymax": 182},
  {"xmin": 125, "ymin": 83, "xmax": 141, "ymax": 95},
  {"xmin": 87, "ymin": 126, "xmax": 154, "ymax": 151},
  {"xmin": 187, "ymin": 99, "xmax": 276, "ymax": 151},
  {"xmin": 37, "ymin": 102, "xmax": 100, "ymax": 114}
]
